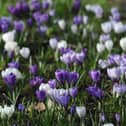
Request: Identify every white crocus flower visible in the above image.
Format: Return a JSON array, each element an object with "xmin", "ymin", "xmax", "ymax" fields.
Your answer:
[
  {"xmin": 96, "ymin": 43, "xmax": 105, "ymax": 53},
  {"xmin": 49, "ymin": 38, "xmax": 58, "ymax": 49},
  {"xmin": 58, "ymin": 19, "xmax": 66, "ymax": 30},
  {"xmin": 105, "ymin": 40, "xmax": 113, "ymax": 51},
  {"xmin": 71, "ymin": 24, "xmax": 78, "ymax": 34},
  {"xmin": 101, "ymin": 22, "xmax": 112, "ymax": 33},
  {"xmin": 57, "ymin": 40, "xmax": 67, "ymax": 49},
  {"xmin": 76, "ymin": 106, "xmax": 86, "ymax": 118},
  {"xmin": 39, "ymin": 83, "xmax": 52, "ymax": 94},
  {"xmin": 1, "ymin": 67, "xmax": 22, "ymax": 79},
  {"xmin": 113, "ymin": 22, "xmax": 125, "ymax": 34},
  {"xmin": 20, "ymin": 47, "xmax": 30, "ymax": 58},
  {"xmin": 2, "ymin": 30, "xmax": 15, "ymax": 43},
  {"xmin": 4, "ymin": 41, "xmax": 19, "ymax": 53},
  {"xmin": 120, "ymin": 37, "xmax": 126, "ymax": 51},
  {"xmin": 0, "ymin": 104, "xmax": 15, "ymax": 119}
]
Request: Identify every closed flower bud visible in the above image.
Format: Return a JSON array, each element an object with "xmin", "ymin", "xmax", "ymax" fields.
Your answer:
[
  {"xmin": 71, "ymin": 24, "xmax": 78, "ymax": 34},
  {"xmin": 76, "ymin": 106, "xmax": 86, "ymax": 118},
  {"xmin": 103, "ymin": 123, "xmax": 114, "ymax": 126},
  {"xmin": 101, "ymin": 22, "xmax": 112, "ymax": 33},
  {"xmin": 49, "ymin": 38, "xmax": 58, "ymax": 49},
  {"xmin": 58, "ymin": 19, "xmax": 66, "ymax": 30},
  {"xmin": 96, "ymin": 43, "xmax": 105, "ymax": 53},
  {"xmin": 19, "ymin": 47, "xmax": 30, "ymax": 58},
  {"xmin": 120, "ymin": 37, "xmax": 126, "ymax": 51},
  {"xmin": 57, "ymin": 40, "xmax": 67, "ymax": 49},
  {"xmin": 105, "ymin": 40, "xmax": 113, "ymax": 51}
]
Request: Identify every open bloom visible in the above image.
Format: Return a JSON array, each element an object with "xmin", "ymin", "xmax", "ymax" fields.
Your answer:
[
  {"xmin": 1, "ymin": 67, "xmax": 22, "ymax": 79},
  {"xmin": 0, "ymin": 104, "xmax": 15, "ymax": 119}
]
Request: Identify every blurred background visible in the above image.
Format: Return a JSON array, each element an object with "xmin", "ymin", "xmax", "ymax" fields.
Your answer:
[{"xmin": 0, "ymin": 0, "xmax": 126, "ymax": 16}]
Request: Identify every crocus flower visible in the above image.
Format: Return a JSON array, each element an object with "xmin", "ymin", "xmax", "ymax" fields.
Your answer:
[
  {"xmin": 104, "ymin": 40, "xmax": 113, "ymax": 51},
  {"xmin": 18, "ymin": 104, "xmax": 25, "ymax": 111},
  {"xmin": 19, "ymin": 47, "xmax": 30, "ymax": 58},
  {"xmin": 107, "ymin": 67, "xmax": 121, "ymax": 80},
  {"xmin": 3, "ymin": 73, "xmax": 16, "ymax": 88},
  {"xmin": 55, "ymin": 69, "xmax": 68, "ymax": 84},
  {"xmin": 96, "ymin": 43, "xmax": 105, "ymax": 53},
  {"xmin": 100, "ymin": 113, "xmax": 105, "ymax": 122},
  {"xmin": 113, "ymin": 22, "xmax": 125, "ymax": 34},
  {"xmin": 14, "ymin": 20, "xmax": 25, "ymax": 32},
  {"xmin": 57, "ymin": 40, "xmax": 67, "ymax": 49},
  {"xmin": 8, "ymin": 61, "xmax": 20, "ymax": 69},
  {"xmin": 60, "ymin": 51, "xmax": 76, "ymax": 65},
  {"xmin": 89, "ymin": 70, "xmax": 101, "ymax": 82},
  {"xmin": 72, "ymin": 0, "xmax": 81, "ymax": 12},
  {"xmin": 115, "ymin": 113, "xmax": 120, "ymax": 122},
  {"xmin": 71, "ymin": 24, "xmax": 78, "ymax": 34},
  {"xmin": 49, "ymin": 38, "xmax": 58, "ymax": 49},
  {"xmin": 70, "ymin": 105, "xmax": 76, "ymax": 115},
  {"xmin": 30, "ymin": 76, "xmax": 44, "ymax": 87},
  {"xmin": 58, "ymin": 19, "xmax": 66, "ymax": 30},
  {"xmin": 36, "ymin": 90, "xmax": 46, "ymax": 101},
  {"xmin": 120, "ymin": 37, "xmax": 126, "ymax": 51},
  {"xmin": 29, "ymin": 64, "xmax": 38, "ymax": 75},
  {"xmin": 86, "ymin": 85, "xmax": 104, "ymax": 99},
  {"xmin": 30, "ymin": 0, "xmax": 41, "ymax": 11},
  {"xmin": 67, "ymin": 72, "xmax": 79, "ymax": 84},
  {"xmin": 69, "ymin": 87, "xmax": 78, "ymax": 98},
  {"xmin": 101, "ymin": 22, "xmax": 112, "ymax": 33},
  {"xmin": 76, "ymin": 106, "xmax": 86, "ymax": 118},
  {"xmin": 99, "ymin": 34, "xmax": 111, "ymax": 43},
  {"xmin": 55, "ymin": 93, "xmax": 70, "ymax": 108},
  {"xmin": 1, "ymin": 67, "xmax": 22, "ymax": 79},
  {"xmin": 2, "ymin": 30, "xmax": 15, "ymax": 43},
  {"xmin": 113, "ymin": 83, "xmax": 126, "ymax": 97},
  {"xmin": 48, "ymin": 79, "xmax": 57, "ymax": 89},
  {"xmin": 73, "ymin": 15, "xmax": 82, "ymax": 25}
]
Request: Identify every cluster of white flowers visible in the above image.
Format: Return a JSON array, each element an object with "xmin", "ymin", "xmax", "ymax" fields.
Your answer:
[
  {"xmin": 101, "ymin": 21, "xmax": 126, "ymax": 34},
  {"xmin": 96, "ymin": 40, "xmax": 113, "ymax": 53},
  {"xmin": 49, "ymin": 38, "xmax": 67, "ymax": 50},
  {"xmin": 0, "ymin": 105, "xmax": 15, "ymax": 119},
  {"xmin": 2, "ymin": 30, "xmax": 30, "ymax": 59}
]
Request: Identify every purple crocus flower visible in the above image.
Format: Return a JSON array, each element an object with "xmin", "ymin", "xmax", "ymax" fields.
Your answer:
[
  {"xmin": 115, "ymin": 113, "xmax": 120, "ymax": 122},
  {"xmin": 18, "ymin": 103, "xmax": 25, "ymax": 111},
  {"xmin": 70, "ymin": 105, "xmax": 76, "ymax": 115},
  {"xmin": 37, "ymin": 26, "xmax": 48, "ymax": 34},
  {"xmin": 86, "ymin": 85, "xmax": 104, "ymax": 99},
  {"xmin": 89, "ymin": 70, "xmax": 101, "ymax": 82},
  {"xmin": 48, "ymin": 79, "xmax": 57, "ymax": 89},
  {"xmin": 76, "ymin": 51, "xmax": 86, "ymax": 64},
  {"xmin": 42, "ymin": 1, "xmax": 49, "ymax": 9},
  {"xmin": 69, "ymin": 87, "xmax": 78, "ymax": 98},
  {"xmin": 55, "ymin": 70, "xmax": 68, "ymax": 84},
  {"xmin": 36, "ymin": 90, "xmax": 46, "ymax": 101},
  {"xmin": 30, "ymin": 0, "xmax": 41, "ymax": 11},
  {"xmin": 67, "ymin": 72, "xmax": 79, "ymax": 84},
  {"xmin": 60, "ymin": 48, "xmax": 73, "ymax": 55},
  {"xmin": 4, "ymin": 73, "xmax": 16, "ymax": 88},
  {"xmin": 40, "ymin": 13, "xmax": 49, "ymax": 23},
  {"xmin": 30, "ymin": 76, "xmax": 44, "ymax": 87},
  {"xmin": 0, "ymin": 17, "xmax": 12, "ymax": 32},
  {"xmin": 73, "ymin": 15, "xmax": 82, "ymax": 25},
  {"xmin": 14, "ymin": 20, "xmax": 25, "ymax": 32},
  {"xmin": 27, "ymin": 18, "xmax": 33, "ymax": 27},
  {"xmin": 55, "ymin": 93, "xmax": 70, "ymax": 108},
  {"xmin": 72, "ymin": 0, "xmax": 81, "ymax": 12},
  {"xmin": 8, "ymin": 61, "xmax": 20, "ymax": 69},
  {"xmin": 29, "ymin": 64, "xmax": 38, "ymax": 75}
]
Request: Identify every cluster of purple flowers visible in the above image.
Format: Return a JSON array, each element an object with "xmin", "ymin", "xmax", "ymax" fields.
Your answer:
[{"xmin": 60, "ymin": 48, "xmax": 87, "ymax": 65}]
